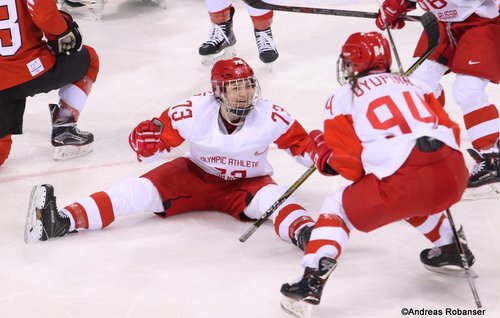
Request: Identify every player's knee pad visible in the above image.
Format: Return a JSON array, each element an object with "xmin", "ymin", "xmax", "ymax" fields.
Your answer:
[
  {"xmin": 0, "ymin": 134, "xmax": 13, "ymax": 166},
  {"xmin": 244, "ymin": 184, "xmax": 298, "ymax": 220},
  {"xmin": 452, "ymin": 74, "xmax": 490, "ymax": 113},
  {"xmin": 319, "ymin": 186, "xmax": 354, "ymax": 230},
  {"xmin": 105, "ymin": 177, "xmax": 164, "ymax": 217},
  {"xmin": 410, "ymin": 59, "xmax": 448, "ymax": 96},
  {"xmin": 83, "ymin": 45, "xmax": 99, "ymax": 83}
]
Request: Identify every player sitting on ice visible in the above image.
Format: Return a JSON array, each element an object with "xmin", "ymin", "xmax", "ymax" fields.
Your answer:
[
  {"xmin": 0, "ymin": 2, "xmax": 99, "ymax": 165},
  {"xmin": 279, "ymin": 32, "xmax": 475, "ymax": 317},
  {"xmin": 24, "ymin": 57, "xmax": 314, "ymax": 252}
]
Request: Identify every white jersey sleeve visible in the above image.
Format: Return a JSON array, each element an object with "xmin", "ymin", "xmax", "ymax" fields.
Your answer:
[{"xmin": 417, "ymin": 0, "xmax": 498, "ymax": 22}]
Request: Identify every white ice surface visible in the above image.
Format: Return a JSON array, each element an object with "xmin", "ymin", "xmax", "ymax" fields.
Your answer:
[{"xmin": 1, "ymin": 1, "xmax": 499, "ymax": 317}]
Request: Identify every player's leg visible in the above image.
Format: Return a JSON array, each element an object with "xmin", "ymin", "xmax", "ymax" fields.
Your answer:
[
  {"xmin": 449, "ymin": 20, "xmax": 500, "ymax": 187},
  {"xmin": 199, "ymin": 0, "xmax": 236, "ymax": 66},
  {"xmin": 24, "ymin": 158, "xmax": 200, "ymax": 243},
  {"xmin": 51, "ymin": 45, "xmax": 100, "ymax": 160},
  {"xmin": 280, "ymin": 188, "xmax": 350, "ymax": 307},
  {"xmin": 241, "ymin": 181, "xmax": 314, "ymax": 250},
  {"xmin": 60, "ymin": 0, "xmax": 106, "ymax": 20},
  {"xmin": 244, "ymin": 5, "xmax": 278, "ymax": 64},
  {"xmin": 0, "ymin": 99, "xmax": 25, "ymax": 166}
]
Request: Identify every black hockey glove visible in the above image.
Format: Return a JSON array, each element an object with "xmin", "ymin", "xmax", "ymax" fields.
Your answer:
[{"xmin": 46, "ymin": 11, "xmax": 83, "ymax": 56}]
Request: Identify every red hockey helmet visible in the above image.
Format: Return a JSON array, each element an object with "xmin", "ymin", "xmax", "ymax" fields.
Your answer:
[
  {"xmin": 211, "ymin": 58, "xmax": 260, "ymax": 124},
  {"xmin": 337, "ymin": 32, "xmax": 392, "ymax": 84}
]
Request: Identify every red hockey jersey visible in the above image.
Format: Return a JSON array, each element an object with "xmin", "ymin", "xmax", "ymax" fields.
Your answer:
[{"xmin": 0, "ymin": 0, "xmax": 67, "ymax": 90}]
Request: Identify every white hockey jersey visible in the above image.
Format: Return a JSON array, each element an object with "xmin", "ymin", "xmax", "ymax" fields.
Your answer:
[
  {"xmin": 324, "ymin": 73, "xmax": 460, "ymax": 180},
  {"xmin": 416, "ymin": 0, "xmax": 499, "ymax": 22},
  {"xmin": 158, "ymin": 92, "xmax": 312, "ymax": 180}
]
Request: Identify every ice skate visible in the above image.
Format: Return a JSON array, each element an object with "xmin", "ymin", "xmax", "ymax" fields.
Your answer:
[
  {"xmin": 463, "ymin": 140, "xmax": 500, "ymax": 200},
  {"xmin": 280, "ymin": 257, "xmax": 336, "ymax": 317},
  {"xmin": 24, "ymin": 184, "xmax": 70, "ymax": 243},
  {"xmin": 199, "ymin": 7, "xmax": 236, "ymax": 66},
  {"xmin": 60, "ymin": 0, "xmax": 105, "ymax": 20},
  {"xmin": 467, "ymin": 140, "xmax": 500, "ymax": 188},
  {"xmin": 254, "ymin": 27, "xmax": 279, "ymax": 69},
  {"xmin": 141, "ymin": 0, "xmax": 166, "ymax": 9},
  {"xmin": 291, "ymin": 224, "xmax": 313, "ymax": 251},
  {"xmin": 420, "ymin": 227, "xmax": 477, "ymax": 278},
  {"xmin": 50, "ymin": 104, "xmax": 94, "ymax": 160}
]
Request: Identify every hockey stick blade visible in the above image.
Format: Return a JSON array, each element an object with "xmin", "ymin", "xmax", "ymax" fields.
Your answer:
[
  {"xmin": 404, "ymin": 12, "xmax": 440, "ymax": 76},
  {"xmin": 242, "ymin": 0, "xmax": 421, "ymax": 21},
  {"xmin": 239, "ymin": 165, "xmax": 317, "ymax": 243}
]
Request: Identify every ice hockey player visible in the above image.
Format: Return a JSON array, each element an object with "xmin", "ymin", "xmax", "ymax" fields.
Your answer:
[
  {"xmin": 279, "ymin": 32, "xmax": 475, "ymax": 316},
  {"xmin": 0, "ymin": 0, "xmax": 99, "ymax": 165},
  {"xmin": 24, "ymin": 57, "xmax": 314, "ymax": 253},
  {"xmin": 199, "ymin": 1, "xmax": 279, "ymax": 65},
  {"xmin": 376, "ymin": 0, "xmax": 500, "ymax": 188}
]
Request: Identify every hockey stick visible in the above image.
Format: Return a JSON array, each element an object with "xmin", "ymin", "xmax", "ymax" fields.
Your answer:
[
  {"xmin": 376, "ymin": 0, "xmax": 404, "ymax": 74},
  {"xmin": 239, "ymin": 165, "xmax": 317, "ymax": 242},
  {"xmin": 445, "ymin": 209, "xmax": 482, "ymax": 308},
  {"xmin": 242, "ymin": 0, "xmax": 421, "ymax": 21}
]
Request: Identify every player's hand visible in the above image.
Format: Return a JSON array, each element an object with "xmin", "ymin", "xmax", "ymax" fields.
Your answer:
[
  {"xmin": 46, "ymin": 11, "xmax": 83, "ymax": 55},
  {"xmin": 375, "ymin": 0, "xmax": 416, "ymax": 30},
  {"xmin": 307, "ymin": 130, "xmax": 338, "ymax": 176},
  {"xmin": 129, "ymin": 118, "xmax": 165, "ymax": 161}
]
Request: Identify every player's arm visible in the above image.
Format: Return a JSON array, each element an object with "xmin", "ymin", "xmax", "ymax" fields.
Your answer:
[
  {"xmin": 128, "ymin": 108, "xmax": 185, "ymax": 163},
  {"xmin": 323, "ymin": 115, "xmax": 364, "ymax": 181},
  {"xmin": 28, "ymin": 1, "xmax": 82, "ymax": 55},
  {"xmin": 272, "ymin": 106, "xmax": 313, "ymax": 167}
]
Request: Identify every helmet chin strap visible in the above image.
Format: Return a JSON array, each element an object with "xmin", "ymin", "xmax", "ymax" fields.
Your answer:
[{"xmin": 219, "ymin": 102, "xmax": 246, "ymax": 126}]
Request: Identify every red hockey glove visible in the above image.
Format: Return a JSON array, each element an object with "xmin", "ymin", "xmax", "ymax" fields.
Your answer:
[
  {"xmin": 375, "ymin": 0, "xmax": 416, "ymax": 30},
  {"xmin": 129, "ymin": 118, "xmax": 165, "ymax": 161},
  {"xmin": 45, "ymin": 11, "xmax": 83, "ymax": 55},
  {"xmin": 307, "ymin": 130, "xmax": 338, "ymax": 176}
]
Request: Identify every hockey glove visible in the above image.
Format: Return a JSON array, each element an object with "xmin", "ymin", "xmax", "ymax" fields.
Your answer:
[
  {"xmin": 375, "ymin": 0, "xmax": 416, "ymax": 30},
  {"xmin": 307, "ymin": 130, "xmax": 338, "ymax": 176},
  {"xmin": 129, "ymin": 118, "xmax": 166, "ymax": 162},
  {"xmin": 46, "ymin": 11, "xmax": 83, "ymax": 56}
]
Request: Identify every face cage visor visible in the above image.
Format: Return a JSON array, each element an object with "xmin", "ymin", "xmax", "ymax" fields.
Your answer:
[
  {"xmin": 336, "ymin": 54, "xmax": 354, "ymax": 86},
  {"xmin": 215, "ymin": 77, "xmax": 261, "ymax": 120}
]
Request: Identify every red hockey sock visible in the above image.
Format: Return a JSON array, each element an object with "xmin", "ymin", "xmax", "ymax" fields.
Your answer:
[{"xmin": 0, "ymin": 134, "xmax": 13, "ymax": 166}]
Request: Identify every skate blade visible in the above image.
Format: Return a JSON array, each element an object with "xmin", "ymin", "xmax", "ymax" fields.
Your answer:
[
  {"xmin": 462, "ymin": 183, "xmax": 500, "ymax": 201},
  {"xmin": 201, "ymin": 46, "xmax": 236, "ymax": 66},
  {"xmin": 264, "ymin": 62, "xmax": 275, "ymax": 72},
  {"xmin": 280, "ymin": 295, "xmax": 312, "ymax": 318},
  {"xmin": 24, "ymin": 185, "xmax": 44, "ymax": 244},
  {"xmin": 424, "ymin": 264, "xmax": 479, "ymax": 279},
  {"xmin": 53, "ymin": 144, "xmax": 93, "ymax": 161}
]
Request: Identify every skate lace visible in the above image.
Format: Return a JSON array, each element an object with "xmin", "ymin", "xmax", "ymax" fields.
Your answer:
[
  {"xmin": 206, "ymin": 24, "xmax": 230, "ymax": 45},
  {"xmin": 255, "ymin": 29, "xmax": 276, "ymax": 53},
  {"xmin": 428, "ymin": 247, "xmax": 442, "ymax": 259},
  {"xmin": 470, "ymin": 161, "xmax": 486, "ymax": 176}
]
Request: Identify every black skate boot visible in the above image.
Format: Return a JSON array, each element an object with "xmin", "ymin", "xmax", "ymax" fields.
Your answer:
[
  {"xmin": 254, "ymin": 27, "xmax": 279, "ymax": 64},
  {"xmin": 420, "ymin": 227, "xmax": 476, "ymax": 277},
  {"xmin": 292, "ymin": 224, "xmax": 313, "ymax": 251},
  {"xmin": 49, "ymin": 103, "xmax": 94, "ymax": 160},
  {"xmin": 281, "ymin": 257, "xmax": 337, "ymax": 305},
  {"xmin": 60, "ymin": 0, "xmax": 105, "ymax": 20},
  {"xmin": 199, "ymin": 6, "xmax": 236, "ymax": 66},
  {"xmin": 24, "ymin": 184, "xmax": 70, "ymax": 243},
  {"xmin": 467, "ymin": 140, "xmax": 500, "ymax": 188}
]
